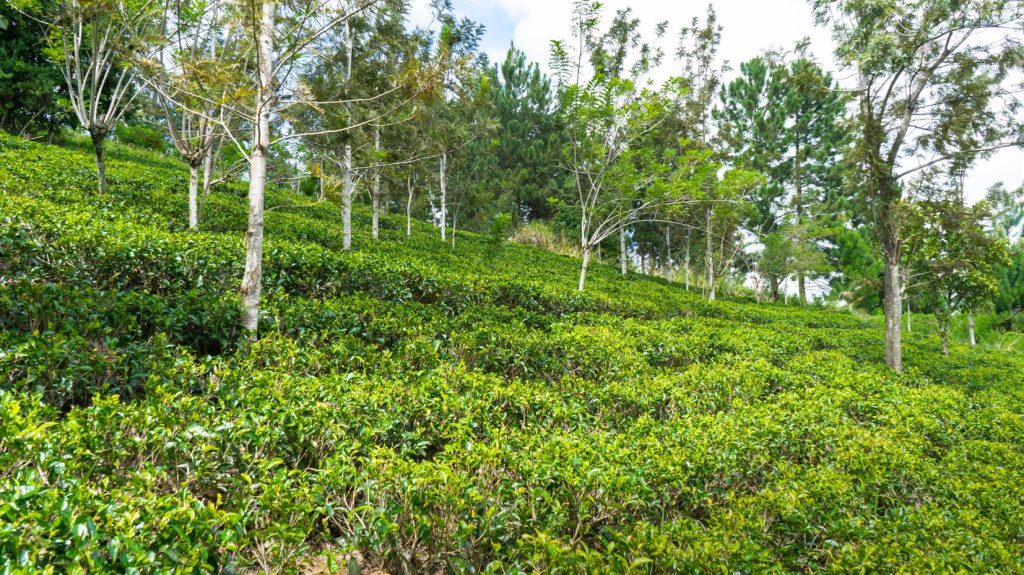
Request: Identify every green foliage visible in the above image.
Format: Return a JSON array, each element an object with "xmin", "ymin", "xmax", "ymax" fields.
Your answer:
[
  {"xmin": 0, "ymin": 3, "xmax": 70, "ymax": 136},
  {"xmin": 114, "ymin": 122, "xmax": 170, "ymax": 154},
  {"xmin": 2, "ymin": 133, "xmax": 1024, "ymax": 573}
]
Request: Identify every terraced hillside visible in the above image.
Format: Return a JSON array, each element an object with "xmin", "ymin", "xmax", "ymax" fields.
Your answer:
[{"xmin": 2, "ymin": 134, "xmax": 1024, "ymax": 574}]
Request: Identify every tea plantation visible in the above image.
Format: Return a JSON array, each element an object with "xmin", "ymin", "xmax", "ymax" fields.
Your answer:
[{"xmin": 2, "ymin": 133, "xmax": 1024, "ymax": 574}]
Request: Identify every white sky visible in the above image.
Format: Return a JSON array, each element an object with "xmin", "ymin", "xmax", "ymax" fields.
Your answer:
[{"xmin": 410, "ymin": 0, "xmax": 1024, "ymax": 203}]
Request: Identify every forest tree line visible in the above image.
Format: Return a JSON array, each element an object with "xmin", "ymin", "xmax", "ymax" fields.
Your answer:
[{"xmin": 2, "ymin": 0, "xmax": 1023, "ymax": 370}]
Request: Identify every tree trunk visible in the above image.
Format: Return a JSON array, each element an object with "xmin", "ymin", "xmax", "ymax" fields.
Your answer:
[
  {"xmin": 371, "ymin": 188, "xmax": 380, "ymax": 240},
  {"xmin": 371, "ymin": 128, "xmax": 380, "ymax": 240},
  {"xmin": 883, "ymin": 255, "xmax": 903, "ymax": 371},
  {"xmin": 188, "ymin": 162, "xmax": 200, "ymax": 230},
  {"xmin": 343, "ymin": 143, "xmax": 353, "ymax": 250},
  {"xmin": 968, "ymin": 310, "xmax": 976, "ymax": 346},
  {"xmin": 202, "ymin": 142, "xmax": 215, "ymax": 198},
  {"xmin": 684, "ymin": 229, "xmax": 691, "ymax": 290},
  {"xmin": 664, "ymin": 226, "xmax": 673, "ymax": 282},
  {"xmin": 619, "ymin": 226, "xmax": 627, "ymax": 275},
  {"xmin": 406, "ymin": 174, "xmax": 413, "ymax": 237},
  {"xmin": 450, "ymin": 207, "xmax": 457, "ymax": 249},
  {"xmin": 794, "ymin": 122, "xmax": 805, "ymax": 304},
  {"xmin": 90, "ymin": 129, "xmax": 108, "ymax": 194},
  {"xmin": 240, "ymin": 0, "xmax": 274, "ymax": 336},
  {"xmin": 939, "ymin": 315, "xmax": 950, "ymax": 355},
  {"xmin": 706, "ymin": 208, "xmax": 715, "ymax": 301},
  {"xmin": 439, "ymin": 152, "xmax": 447, "ymax": 241},
  {"xmin": 202, "ymin": 134, "xmax": 221, "ymax": 203},
  {"xmin": 579, "ymin": 245, "xmax": 591, "ymax": 291}
]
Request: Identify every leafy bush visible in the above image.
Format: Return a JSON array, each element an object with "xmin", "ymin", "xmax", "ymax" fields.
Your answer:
[{"xmin": 2, "ymin": 133, "xmax": 1024, "ymax": 573}]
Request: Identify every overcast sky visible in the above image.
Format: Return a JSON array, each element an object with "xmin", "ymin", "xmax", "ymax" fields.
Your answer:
[{"xmin": 410, "ymin": 0, "xmax": 1023, "ymax": 203}]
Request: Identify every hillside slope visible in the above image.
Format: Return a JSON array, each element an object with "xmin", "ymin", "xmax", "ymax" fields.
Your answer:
[{"xmin": 2, "ymin": 134, "xmax": 1024, "ymax": 574}]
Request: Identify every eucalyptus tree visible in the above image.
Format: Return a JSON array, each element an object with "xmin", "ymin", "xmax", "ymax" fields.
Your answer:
[
  {"xmin": 210, "ymin": 0, "xmax": 384, "ymax": 335},
  {"xmin": 420, "ymin": 4, "xmax": 484, "ymax": 242},
  {"xmin": 697, "ymin": 167, "xmax": 760, "ymax": 300},
  {"xmin": 675, "ymin": 3, "xmax": 747, "ymax": 298},
  {"xmin": 143, "ymin": 0, "xmax": 239, "ymax": 229},
  {"xmin": 350, "ymin": 0, "xmax": 420, "ymax": 240},
  {"xmin": 812, "ymin": 0, "xmax": 1024, "ymax": 371},
  {"xmin": 12, "ymin": 0, "xmax": 160, "ymax": 193}
]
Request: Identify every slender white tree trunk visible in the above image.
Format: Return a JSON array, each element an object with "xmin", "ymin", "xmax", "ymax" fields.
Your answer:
[
  {"xmin": 188, "ymin": 162, "xmax": 199, "ymax": 230},
  {"xmin": 240, "ymin": 0, "xmax": 274, "ymax": 336},
  {"xmin": 406, "ymin": 174, "xmax": 413, "ymax": 237},
  {"xmin": 664, "ymin": 225, "xmax": 673, "ymax": 282},
  {"xmin": 371, "ymin": 127, "xmax": 380, "ymax": 240},
  {"xmin": 684, "ymin": 229, "xmax": 691, "ymax": 290},
  {"xmin": 202, "ymin": 144, "xmax": 215, "ymax": 197},
  {"xmin": 439, "ymin": 152, "xmax": 447, "ymax": 241},
  {"xmin": 706, "ymin": 208, "xmax": 715, "ymax": 301},
  {"xmin": 619, "ymin": 226, "xmax": 627, "ymax": 275},
  {"xmin": 968, "ymin": 310, "xmax": 976, "ymax": 346},
  {"xmin": 941, "ymin": 318, "xmax": 950, "ymax": 355},
  {"xmin": 343, "ymin": 143, "xmax": 353, "ymax": 250},
  {"xmin": 579, "ymin": 246, "xmax": 591, "ymax": 291}
]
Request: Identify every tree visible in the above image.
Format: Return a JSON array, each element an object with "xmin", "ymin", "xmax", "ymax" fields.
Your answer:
[
  {"xmin": 480, "ymin": 45, "xmax": 566, "ymax": 225},
  {"xmin": 13, "ymin": 0, "xmax": 160, "ymax": 193},
  {"xmin": 420, "ymin": 4, "xmax": 484, "ymax": 242},
  {"xmin": 717, "ymin": 49, "xmax": 849, "ymax": 302},
  {"xmin": 675, "ymin": 3, "xmax": 763, "ymax": 301},
  {"xmin": 908, "ymin": 191, "xmax": 1009, "ymax": 354},
  {"xmin": 218, "ymin": 0, "xmax": 384, "ymax": 335},
  {"xmin": 986, "ymin": 182, "xmax": 1024, "ymax": 316},
  {"xmin": 0, "ymin": 2, "xmax": 71, "ymax": 137},
  {"xmin": 143, "ymin": 0, "xmax": 236, "ymax": 229},
  {"xmin": 551, "ymin": 3, "xmax": 703, "ymax": 291},
  {"xmin": 812, "ymin": 0, "xmax": 1024, "ymax": 371},
  {"xmin": 696, "ymin": 167, "xmax": 760, "ymax": 300},
  {"xmin": 756, "ymin": 221, "xmax": 830, "ymax": 304}
]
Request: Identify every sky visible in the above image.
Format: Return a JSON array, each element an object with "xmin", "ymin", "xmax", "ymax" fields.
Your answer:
[{"xmin": 410, "ymin": 0, "xmax": 1023, "ymax": 203}]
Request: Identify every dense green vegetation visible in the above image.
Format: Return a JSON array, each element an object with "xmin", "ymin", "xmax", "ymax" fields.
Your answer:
[{"xmin": 3, "ymin": 135, "xmax": 1024, "ymax": 573}]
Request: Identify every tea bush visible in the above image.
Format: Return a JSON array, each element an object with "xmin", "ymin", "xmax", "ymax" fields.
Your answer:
[{"xmin": 2, "ymin": 133, "xmax": 1024, "ymax": 573}]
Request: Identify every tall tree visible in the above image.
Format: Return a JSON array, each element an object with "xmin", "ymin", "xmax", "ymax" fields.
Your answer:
[
  {"xmin": 717, "ymin": 50, "xmax": 849, "ymax": 301},
  {"xmin": 551, "ymin": 3, "xmax": 704, "ymax": 291},
  {"xmin": 13, "ymin": 0, "xmax": 160, "ymax": 193},
  {"xmin": 483, "ymin": 45, "xmax": 566, "ymax": 224},
  {"xmin": 226, "ymin": 0, "xmax": 382, "ymax": 335},
  {"xmin": 144, "ymin": 0, "xmax": 236, "ymax": 229},
  {"xmin": 0, "ymin": 3, "xmax": 70, "ymax": 137},
  {"xmin": 813, "ymin": 0, "xmax": 1024, "ymax": 371},
  {"xmin": 907, "ymin": 189, "xmax": 1008, "ymax": 354},
  {"xmin": 421, "ymin": 3, "xmax": 484, "ymax": 242}
]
